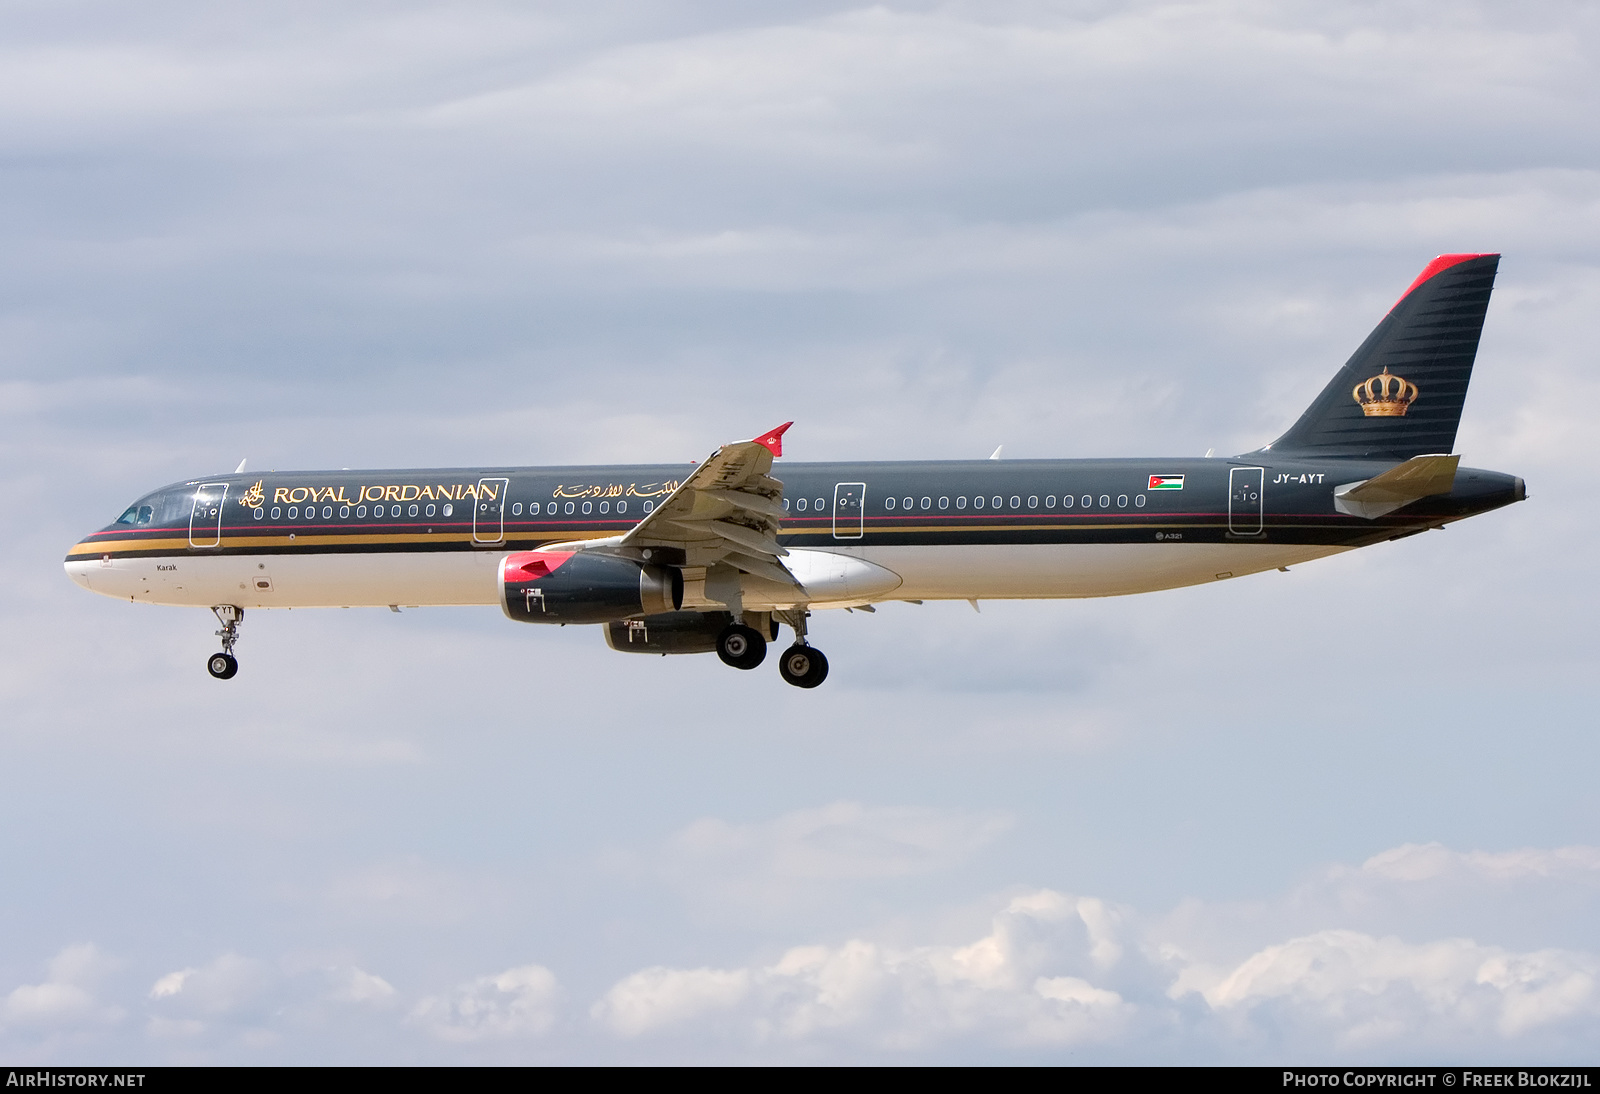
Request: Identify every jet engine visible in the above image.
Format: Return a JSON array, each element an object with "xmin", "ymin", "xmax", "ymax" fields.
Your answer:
[
  {"xmin": 604, "ymin": 611, "xmax": 736, "ymax": 654},
  {"xmin": 500, "ymin": 550, "xmax": 681, "ymax": 625}
]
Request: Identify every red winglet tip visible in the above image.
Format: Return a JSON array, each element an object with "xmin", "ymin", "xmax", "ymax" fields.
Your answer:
[
  {"xmin": 753, "ymin": 421, "xmax": 793, "ymax": 457},
  {"xmin": 1393, "ymin": 253, "xmax": 1497, "ymax": 309}
]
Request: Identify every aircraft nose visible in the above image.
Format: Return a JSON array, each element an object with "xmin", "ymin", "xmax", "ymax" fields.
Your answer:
[{"xmin": 64, "ymin": 557, "xmax": 94, "ymax": 590}]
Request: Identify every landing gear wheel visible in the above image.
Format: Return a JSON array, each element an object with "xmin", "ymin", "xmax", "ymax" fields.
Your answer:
[
  {"xmin": 716, "ymin": 623, "xmax": 767, "ymax": 670},
  {"xmin": 778, "ymin": 644, "xmax": 829, "ymax": 688},
  {"xmin": 207, "ymin": 652, "xmax": 238, "ymax": 680}
]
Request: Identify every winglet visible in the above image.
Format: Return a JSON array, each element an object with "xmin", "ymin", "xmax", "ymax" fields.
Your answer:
[{"xmin": 753, "ymin": 421, "xmax": 793, "ymax": 457}]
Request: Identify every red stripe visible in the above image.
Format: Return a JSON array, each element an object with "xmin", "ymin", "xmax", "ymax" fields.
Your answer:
[{"xmin": 1392, "ymin": 253, "xmax": 1496, "ymax": 309}]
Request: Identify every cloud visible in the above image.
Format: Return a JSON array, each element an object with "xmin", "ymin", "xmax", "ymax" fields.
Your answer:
[
  {"xmin": 1176, "ymin": 930, "xmax": 1598, "ymax": 1048},
  {"xmin": 590, "ymin": 842, "xmax": 1600, "ymax": 1058},
  {"xmin": 141, "ymin": 953, "xmax": 399, "ymax": 1049},
  {"xmin": 1360, "ymin": 843, "xmax": 1600, "ymax": 884},
  {"xmin": 1, "ymin": 944, "xmax": 122, "ymax": 1029},
  {"xmin": 592, "ymin": 890, "xmax": 1137, "ymax": 1049},
  {"xmin": 410, "ymin": 965, "xmax": 560, "ymax": 1042},
  {"xmin": 645, "ymin": 801, "xmax": 1013, "ymax": 917}
]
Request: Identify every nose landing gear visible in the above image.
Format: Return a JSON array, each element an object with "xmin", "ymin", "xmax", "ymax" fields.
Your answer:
[{"xmin": 207, "ymin": 605, "xmax": 242, "ymax": 679}]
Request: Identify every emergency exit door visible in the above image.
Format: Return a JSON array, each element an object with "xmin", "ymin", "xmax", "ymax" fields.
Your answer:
[
  {"xmin": 473, "ymin": 477, "xmax": 510, "ymax": 543},
  {"xmin": 833, "ymin": 483, "xmax": 865, "ymax": 539}
]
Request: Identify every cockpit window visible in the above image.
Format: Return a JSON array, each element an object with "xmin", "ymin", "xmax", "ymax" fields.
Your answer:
[{"xmin": 115, "ymin": 505, "xmax": 155, "ymax": 526}]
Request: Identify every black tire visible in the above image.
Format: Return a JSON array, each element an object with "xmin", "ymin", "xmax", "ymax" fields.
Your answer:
[
  {"xmin": 715, "ymin": 623, "xmax": 767, "ymax": 670},
  {"xmin": 207, "ymin": 652, "xmax": 238, "ymax": 680},
  {"xmin": 778, "ymin": 645, "xmax": 829, "ymax": 688}
]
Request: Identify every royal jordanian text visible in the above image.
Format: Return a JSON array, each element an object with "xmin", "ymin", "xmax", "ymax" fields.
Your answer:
[{"xmin": 270, "ymin": 482, "xmax": 499, "ymax": 506}]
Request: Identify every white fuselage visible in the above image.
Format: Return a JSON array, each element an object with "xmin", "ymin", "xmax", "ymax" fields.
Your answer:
[{"xmin": 64, "ymin": 540, "xmax": 1349, "ymax": 612}]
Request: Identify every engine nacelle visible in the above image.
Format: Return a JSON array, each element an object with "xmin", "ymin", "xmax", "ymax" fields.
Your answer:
[
  {"xmin": 605, "ymin": 611, "xmax": 735, "ymax": 654},
  {"xmin": 500, "ymin": 550, "xmax": 681, "ymax": 625}
]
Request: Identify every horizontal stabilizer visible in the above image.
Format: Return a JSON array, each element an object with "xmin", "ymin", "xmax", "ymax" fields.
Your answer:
[{"xmin": 1334, "ymin": 454, "xmax": 1460, "ymax": 520}]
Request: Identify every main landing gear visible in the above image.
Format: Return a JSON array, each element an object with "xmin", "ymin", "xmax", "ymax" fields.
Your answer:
[
  {"xmin": 207, "ymin": 605, "xmax": 242, "ymax": 680},
  {"xmin": 777, "ymin": 644, "xmax": 828, "ymax": 689},
  {"xmin": 715, "ymin": 622, "xmax": 767, "ymax": 670},
  {"xmin": 715, "ymin": 610, "xmax": 829, "ymax": 687}
]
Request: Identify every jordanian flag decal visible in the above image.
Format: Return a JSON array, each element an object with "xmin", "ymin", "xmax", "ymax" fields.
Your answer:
[{"xmin": 1148, "ymin": 475, "xmax": 1185, "ymax": 490}]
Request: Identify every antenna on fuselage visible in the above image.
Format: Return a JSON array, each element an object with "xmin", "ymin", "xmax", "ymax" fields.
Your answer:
[{"xmin": 234, "ymin": 458, "xmax": 248, "ymax": 473}]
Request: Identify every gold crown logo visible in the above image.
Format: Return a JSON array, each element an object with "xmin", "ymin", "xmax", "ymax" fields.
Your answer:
[{"xmin": 1352, "ymin": 368, "xmax": 1418, "ymax": 417}]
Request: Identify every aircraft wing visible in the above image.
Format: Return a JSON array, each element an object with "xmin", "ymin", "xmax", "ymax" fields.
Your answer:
[{"xmin": 616, "ymin": 423, "xmax": 800, "ymax": 588}]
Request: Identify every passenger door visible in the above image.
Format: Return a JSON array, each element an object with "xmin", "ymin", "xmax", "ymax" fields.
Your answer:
[
  {"xmin": 1229, "ymin": 467, "xmax": 1264, "ymax": 536},
  {"xmin": 188, "ymin": 483, "xmax": 228, "ymax": 548}
]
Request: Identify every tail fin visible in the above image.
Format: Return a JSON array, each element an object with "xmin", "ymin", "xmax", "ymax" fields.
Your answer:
[{"xmin": 1262, "ymin": 253, "xmax": 1500, "ymax": 460}]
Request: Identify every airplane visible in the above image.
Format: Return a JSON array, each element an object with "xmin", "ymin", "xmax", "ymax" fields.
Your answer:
[{"xmin": 65, "ymin": 253, "xmax": 1525, "ymax": 688}]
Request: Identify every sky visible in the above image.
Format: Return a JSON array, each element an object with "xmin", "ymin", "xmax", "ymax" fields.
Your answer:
[{"xmin": 2, "ymin": 0, "xmax": 1599, "ymax": 1064}]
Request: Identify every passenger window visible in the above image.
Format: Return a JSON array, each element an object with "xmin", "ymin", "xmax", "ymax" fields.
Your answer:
[
  {"xmin": 599, "ymin": 501, "xmax": 609, "ymax": 514},
  {"xmin": 1081, "ymin": 495, "xmax": 1091, "ymax": 507},
  {"xmin": 617, "ymin": 501, "xmax": 626, "ymax": 514},
  {"xmin": 253, "ymin": 508, "xmax": 264, "ymax": 520},
  {"xmin": 288, "ymin": 507, "xmax": 298, "ymax": 518},
  {"xmin": 272, "ymin": 507, "xmax": 282, "ymax": 519},
  {"xmin": 902, "ymin": 497, "xmax": 912, "ymax": 510},
  {"xmin": 782, "ymin": 499, "xmax": 790, "ymax": 511},
  {"xmin": 992, "ymin": 496, "xmax": 1002, "ymax": 509},
  {"xmin": 1009, "ymin": 496, "xmax": 1020, "ymax": 509},
  {"xmin": 582, "ymin": 501, "xmax": 592, "ymax": 515},
  {"xmin": 1117, "ymin": 495, "xmax": 1128, "ymax": 508},
  {"xmin": 814, "ymin": 497, "xmax": 825, "ymax": 510},
  {"xmin": 512, "ymin": 503, "xmax": 522, "ymax": 516},
  {"xmin": 1099, "ymin": 495, "xmax": 1110, "ymax": 508},
  {"xmin": 938, "ymin": 497, "xmax": 949, "ymax": 509},
  {"xmin": 885, "ymin": 497, "xmax": 895, "ymax": 510},
  {"xmin": 356, "ymin": 505, "xmax": 366, "ymax": 517},
  {"xmin": 974, "ymin": 496, "xmax": 984, "ymax": 509},
  {"xmin": 443, "ymin": 504, "xmax": 453, "ymax": 517},
  {"xmin": 1028, "ymin": 495, "xmax": 1038, "ymax": 508},
  {"xmin": 1135, "ymin": 494, "xmax": 1146, "ymax": 508},
  {"xmin": 1046, "ymin": 496, "xmax": 1056, "ymax": 508},
  {"xmin": 565, "ymin": 502, "xmax": 575, "ymax": 515},
  {"xmin": 340, "ymin": 506, "xmax": 349, "ymax": 518},
  {"xmin": 957, "ymin": 497, "xmax": 967, "ymax": 509},
  {"xmin": 797, "ymin": 498, "xmax": 807, "ymax": 511},
  {"xmin": 426, "ymin": 504, "xmax": 436, "ymax": 516},
  {"xmin": 408, "ymin": 504, "xmax": 419, "ymax": 517},
  {"xmin": 643, "ymin": 501, "xmax": 654, "ymax": 513},
  {"xmin": 1063, "ymin": 495, "xmax": 1073, "ymax": 508},
  {"xmin": 324, "ymin": 506, "xmax": 333, "ymax": 519},
  {"xmin": 529, "ymin": 502, "xmax": 539, "ymax": 515},
  {"xmin": 920, "ymin": 497, "xmax": 931, "ymax": 510}
]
